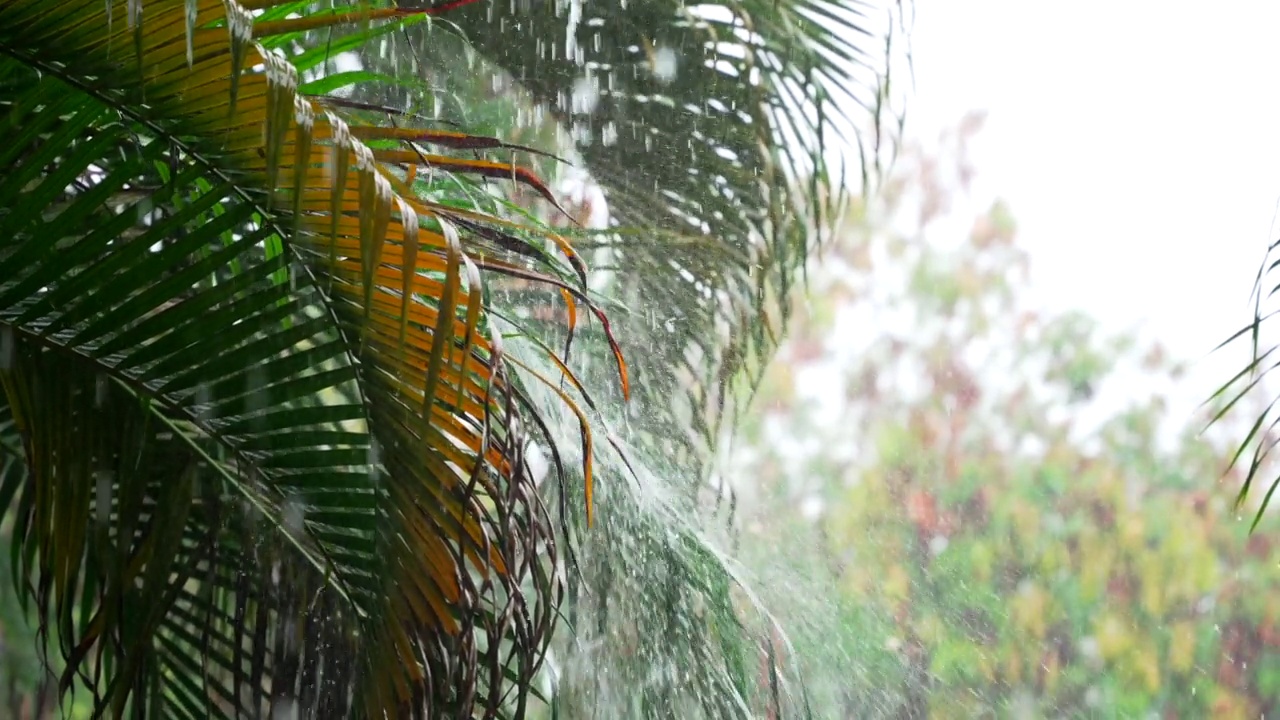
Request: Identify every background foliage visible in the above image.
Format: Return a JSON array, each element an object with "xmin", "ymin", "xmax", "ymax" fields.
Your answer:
[{"xmin": 726, "ymin": 115, "xmax": 1280, "ymax": 718}]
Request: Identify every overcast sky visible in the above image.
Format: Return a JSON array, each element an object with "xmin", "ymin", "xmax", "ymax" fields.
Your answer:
[{"xmin": 903, "ymin": 2, "xmax": 1280, "ymax": 409}]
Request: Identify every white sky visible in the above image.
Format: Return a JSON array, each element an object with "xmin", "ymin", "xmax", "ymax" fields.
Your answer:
[{"xmin": 906, "ymin": 1, "xmax": 1280, "ymax": 410}]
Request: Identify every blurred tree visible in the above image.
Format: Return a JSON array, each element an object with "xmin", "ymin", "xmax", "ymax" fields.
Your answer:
[{"xmin": 731, "ymin": 115, "xmax": 1280, "ymax": 719}]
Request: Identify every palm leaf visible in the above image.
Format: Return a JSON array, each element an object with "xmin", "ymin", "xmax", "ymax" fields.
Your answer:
[
  {"xmin": 423, "ymin": 0, "xmax": 908, "ymax": 476},
  {"xmin": 334, "ymin": 2, "xmax": 906, "ymax": 716},
  {"xmin": 0, "ymin": 0, "xmax": 620, "ymax": 716},
  {"xmin": 1211, "ymin": 235, "xmax": 1280, "ymax": 530},
  {"xmin": 372, "ymin": 3, "xmax": 907, "ymax": 715}
]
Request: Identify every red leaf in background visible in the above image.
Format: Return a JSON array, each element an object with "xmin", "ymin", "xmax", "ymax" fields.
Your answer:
[{"xmin": 906, "ymin": 489, "xmax": 939, "ymax": 535}]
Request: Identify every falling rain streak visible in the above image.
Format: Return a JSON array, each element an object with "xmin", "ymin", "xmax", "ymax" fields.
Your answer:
[{"xmin": 0, "ymin": 326, "xmax": 12, "ymax": 370}]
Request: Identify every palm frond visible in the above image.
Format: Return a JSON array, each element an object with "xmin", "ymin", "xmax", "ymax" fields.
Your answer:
[
  {"xmin": 346, "ymin": 2, "xmax": 908, "ymax": 715},
  {"xmin": 428, "ymin": 0, "xmax": 908, "ymax": 475},
  {"xmin": 1210, "ymin": 235, "xmax": 1280, "ymax": 530},
  {"xmin": 0, "ymin": 0, "xmax": 619, "ymax": 716},
  {"xmin": 386, "ymin": 3, "xmax": 908, "ymax": 715}
]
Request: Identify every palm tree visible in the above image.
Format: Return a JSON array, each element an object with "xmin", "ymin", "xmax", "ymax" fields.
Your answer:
[{"xmin": 0, "ymin": 0, "xmax": 903, "ymax": 716}]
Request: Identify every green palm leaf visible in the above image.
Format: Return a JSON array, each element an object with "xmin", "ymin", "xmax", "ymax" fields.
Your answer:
[
  {"xmin": 0, "ymin": 0, "xmax": 619, "ymax": 716},
  {"xmin": 334, "ymin": 3, "xmax": 905, "ymax": 716},
  {"xmin": 434, "ymin": 0, "xmax": 907, "ymax": 473},
  {"xmin": 1211, "ymin": 237, "xmax": 1280, "ymax": 530}
]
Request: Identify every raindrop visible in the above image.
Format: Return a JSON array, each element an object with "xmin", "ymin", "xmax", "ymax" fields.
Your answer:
[
  {"xmin": 95, "ymin": 373, "xmax": 109, "ymax": 408},
  {"xmin": 1079, "ymin": 636, "xmax": 1099, "ymax": 659},
  {"xmin": 527, "ymin": 442, "xmax": 549, "ymax": 487},
  {"xmin": 0, "ymin": 326, "xmax": 13, "ymax": 369},
  {"xmin": 929, "ymin": 534, "xmax": 949, "ymax": 556},
  {"xmin": 800, "ymin": 495, "xmax": 823, "ymax": 520},
  {"xmin": 653, "ymin": 46, "xmax": 678, "ymax": 84},
  {"xmin": 368, "ymin": 437, "xmax": 381, "ymax": 486},
  {"xmin": 571, "ymin": 75, "xmax": 600, "ymax": 115},
  {"xmin": 283, "ymin": 618, "xmax": 299, "ymax": 654},
  {"xmin": 282, "ymin": 495, "xmax": 306, "ymax": 536},
  {"xmin": 95, "ymin": 470, "xmax": 114, "ymax": 527},
  {"xmin": 195, "ymin": 384, "xmax": 212, "ymax": 419}
]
